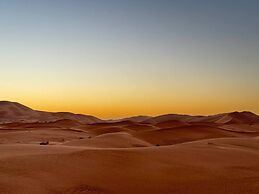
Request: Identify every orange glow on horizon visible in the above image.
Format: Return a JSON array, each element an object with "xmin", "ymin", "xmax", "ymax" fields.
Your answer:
[{"xmin": 7, "ymin": 97, "xmax": 258, "ymax": 119}]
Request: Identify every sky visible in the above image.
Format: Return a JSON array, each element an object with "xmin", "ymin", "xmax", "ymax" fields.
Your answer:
[{"xmin": 0, "ymin": 0, "xmax": 258, "ymax": 118}]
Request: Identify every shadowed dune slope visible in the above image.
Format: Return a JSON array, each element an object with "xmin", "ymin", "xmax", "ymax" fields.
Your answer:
[
  {"xmin": 64, "ymin": 132, "xmax": 152, "ymax": 148},
  {"xmin": 134, "ymin": 125, "xmax": 249, "ymax": 146}
]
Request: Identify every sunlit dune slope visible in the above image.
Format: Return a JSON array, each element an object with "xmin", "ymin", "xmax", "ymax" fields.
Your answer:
[{"xmin": 1, "ymin": 137, "xmax": 259, "ymax": 193}]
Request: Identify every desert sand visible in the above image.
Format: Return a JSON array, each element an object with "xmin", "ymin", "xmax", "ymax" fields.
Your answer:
[{"xmin": 1, "ymin": 101, "xmax": 259, "ymax": 194}]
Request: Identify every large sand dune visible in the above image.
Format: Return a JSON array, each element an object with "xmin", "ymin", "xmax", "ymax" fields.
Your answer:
[
  {"xmin": 0, "ymin": 101, "xmax": 102, "ymax": 124},
  {"xmin": 1, "ymin": 101, "xmax": 259, "ymax": 193},
  {"xmin": 1, "ymin": 138, "xmax": 259, "ymax": 194}
]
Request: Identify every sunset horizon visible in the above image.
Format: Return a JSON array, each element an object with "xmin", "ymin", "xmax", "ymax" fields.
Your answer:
[
  {"xmin": 1, "ymin": 0, "xmax": 258, "ymax": 119},
  {"xmin": 1, "ymin": 99, "xmax": 258, "ymax": 120},
  {"xmin": 1, "ymin": 1, "xmax": 259, "ymax": 194}
]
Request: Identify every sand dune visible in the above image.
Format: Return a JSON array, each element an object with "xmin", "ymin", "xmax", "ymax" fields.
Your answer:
[
  {"xmin": 64, "ymin": 132, "xmax": 152, "ymax": 148},
  {"xmin": 134, "ymin": 124, "xmax": 245, "ymax": 146},
  {"xmin": 216, "ymin": 111, "xmax": 259, "ymax": 124},
  {"xmin": 113, "ymin": 115, "xmax": 152, "ymax": 123},
  {"xmin": 154, "ymin": 120, "xmax": 188, "ymax": 128},
  {"xmin": 1, "ymin": 138, "xmax": 259, "ymax": 193},
  {"xmin": 1, "ymin": 101, "xmax": 259, "ymax": 193},
  {"xmin": 0, "ymin": 101, "xmax": 103, "ymax": 124},
  {"xmin": 143, "ymin": 111, "xmax": 259, "ymax": 124}
]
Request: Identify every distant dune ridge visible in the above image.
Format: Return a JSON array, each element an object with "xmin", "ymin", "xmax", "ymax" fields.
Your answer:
[
  {"xmin": 0, "ymin": 101, "xmax": 258, "ymax": 124},
  {"xmin": 0, "ymin": 101, "xmax": 102, "ymax": 124},
  {"xmin": 1, "ymin": 101, "xmax": 259, "ymax": 194}
]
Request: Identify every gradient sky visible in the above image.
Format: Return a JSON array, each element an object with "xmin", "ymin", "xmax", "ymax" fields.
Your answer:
[{"xmin": 0, "ymin": 0, "xmax": 258, "ymax": 118}]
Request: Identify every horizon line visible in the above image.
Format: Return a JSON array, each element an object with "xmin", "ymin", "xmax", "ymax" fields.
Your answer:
[{"xmin": 1, "ymin": 100, "xmax": 258, "ymax": 120}]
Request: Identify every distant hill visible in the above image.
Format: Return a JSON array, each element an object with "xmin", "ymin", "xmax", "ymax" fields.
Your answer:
[
  {"xmin": 215, "ymin": 111, "xmax": 259, "ymax": 124},
  {"xmin": 0, "ymin": 101, "xmax": 258, "ymax": 125},
  {"xmin": 0, "ymin": 101, "xmax": 103, "ymax": 124},
  {"xmin": 142, "ymin": 111, "xmax": 259, "ymax": 124}
]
